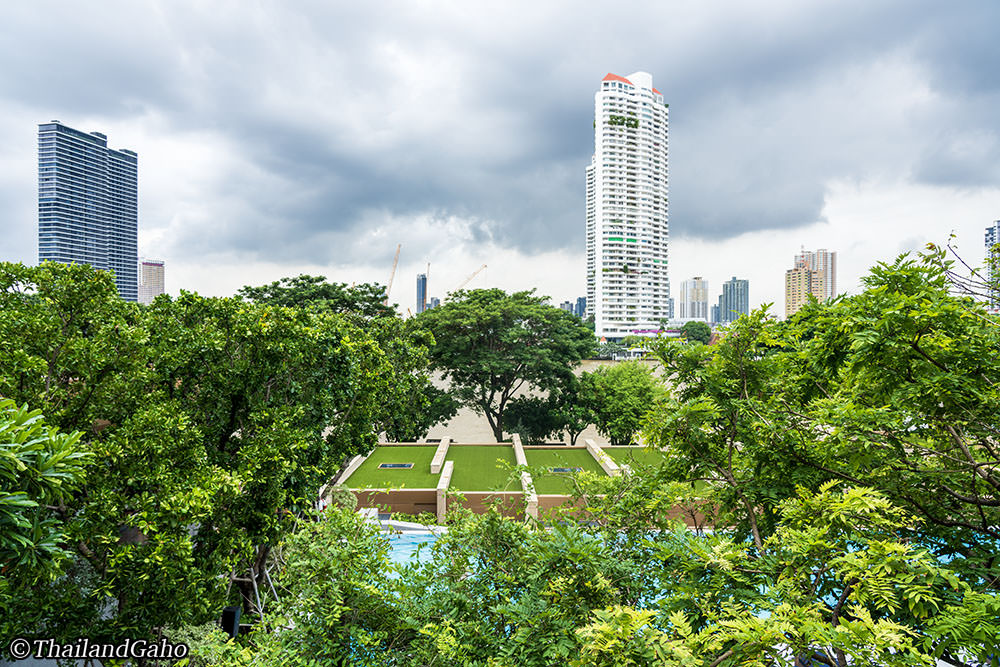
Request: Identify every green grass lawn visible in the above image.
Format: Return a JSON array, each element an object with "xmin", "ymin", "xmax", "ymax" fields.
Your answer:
[
  {"xmin": 446, "ymin": 445, "xmax": 519, "ymax": 491},
  {"xmin": 524, "ymin": 448, "xmax": 606, "ymax": 494},
  {"xmin": 346, "ymin": 446, "xmax": 439, "ymax": 489},
  {"xmin": 604, "ymin": 446, "xmax": 668, "ymax": 469}
]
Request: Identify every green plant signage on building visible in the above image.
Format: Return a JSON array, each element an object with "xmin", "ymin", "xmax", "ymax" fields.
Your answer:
[{"xmin": 607, "ymin": 114, "xmax": 639, "ymax": 128}]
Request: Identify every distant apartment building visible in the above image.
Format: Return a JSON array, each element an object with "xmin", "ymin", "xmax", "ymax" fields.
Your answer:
[
  {"xmin": 987, "ymin": 221, "xmax": 1000, "ymax": 309},
  {"xmin": 785, "ymin": 248, "xmax": 837, "ymax": 317},
  {"xmin": 416, "ymin": 273, "xmax": 427, "ymax": 313},
  {"xmin": 716, "ymin": 276, "xmax": 749, "ymax": 325},
  {"xmin": 38, "ymin": 121, "xmax": 138, "ymax": 301},
  {"xmin": 679, "ymin": 277, "xmax": 709, "ymax": 320},
  {"xmin": 586, "ymin": 72, "xmax": 670, "ymax": 339},
  {"xmin": 559, "ymin": 300, "xmax": 574, "ymax": 313},
  {"xmin": 428, "ymin": 297, "xmax": 440, "ymax": 310},
  {"xmin": 138, "ymin": 258, "xmax": 165, "ymax": 304}
]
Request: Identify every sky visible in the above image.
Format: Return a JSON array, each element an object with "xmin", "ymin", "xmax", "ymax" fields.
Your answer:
[{"xmin": 1, "ymin": 0, "xmax": 999, "ymax": 315}]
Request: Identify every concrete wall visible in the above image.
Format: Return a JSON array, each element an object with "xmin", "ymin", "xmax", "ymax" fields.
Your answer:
[
  {"xmin": 430, "ymin": 437, "xmax": 452, "ymax": 474},
  {"xmin": 585, "ymin": 439, "xmax": 621, "ymax": 476},
  {"xmin": 537, "ymin": 495, "xmax": 589, "ymax": 514},
  {"xmin": 355, "ymin": 489, "xmax": 437, "ymax": 517},
  {"xmin": 355, "ymin": 487, "xmax": 708, "ymax": 527},
  {"xmin": 512, "ymin": 433, "xmax": 528, "ymax": 465},
  {"xmin": 454, "ymin": 492, "xmax": 526, "ymax": 519},
  {"xmin": 436, "ymin": 461, "xmax": 454, "ymax": 523}
]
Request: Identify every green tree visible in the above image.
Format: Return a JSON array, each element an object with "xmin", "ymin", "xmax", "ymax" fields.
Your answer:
[
  {"xmin": 0, "ymin": 400, "xmax": 90, "ymax": 622},
  {"xmin": 0, "ymin": 262, "xmax": 393, "ymax": 650},
  {"xmin": 551, "ymin": 374, "xmax": 593, "ymax": 446},
  {"xmin": 645, "ymin": 250, "xmax": 1000, "ymax": 575},
  {"xmin": 191, "ymin": 486, "xmax": 1000, "ymax": 666},
  {"xmin": 364, "ymin": 316, "xmax": 458, "ymax": 442},
  {"xmin": 572, "ymin": 483, "xmax": 999, "ymax": 666},
  {"xmin": 505, "ymin": 395, "xmax": 563, "ymax": 444},
  {"xmin": 240, "ymin": 275, "xmax": 456, "ymax": 442},
  {"xmin": 503, "ymin": 374, "xmax": 593, "ymax": 446},
  {"xmin": 417, "ymin": 289, "xmax": 595, "ymax": 441},
  {"xmin": 189, "ymin": 508, "xmax": 400, "ymax": 666},
  {"xmin": 237, "ymin": 273, "xmax": 393, "ymax": 319},
  {"xmin": 679, "ymin": 320, "xmax": 711, "ymax": 344},
  {"xmin": 581, "ymin": 361, "xmax": 660, "ymax": 446}
]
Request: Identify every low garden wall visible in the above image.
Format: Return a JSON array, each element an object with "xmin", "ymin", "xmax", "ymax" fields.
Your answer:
[
  {"xmin": 355, "ymin": 489, "xmax": 437, "ymax": 517},
  {"xmin": 454, "ymin": 492, "xmax": 526, "ymax": 519}
]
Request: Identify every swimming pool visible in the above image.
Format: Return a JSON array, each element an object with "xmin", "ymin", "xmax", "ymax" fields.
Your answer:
[
  {"xmin": 377, "ymin": 518, "xmax": 443, "ymax": 569},
  {"xmin": 385, "ymin": 530, "xmax": 438, "ymax": 567}
]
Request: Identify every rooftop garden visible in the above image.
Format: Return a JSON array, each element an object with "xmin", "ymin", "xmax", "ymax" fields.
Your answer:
[
  {"xmin": 347, "ymin": 446, "xmax": 439, "ymax": 489},
  {"xmin": 446, "ymin": 445, "xmax": 519, "ymax": 492},
  {"xmin": 524, "ymin": 448, "xmax": 605, "ymax": 494},
  {"xmin": 604, "ymin": 446, "xmax": 668, "ymax": 468}
]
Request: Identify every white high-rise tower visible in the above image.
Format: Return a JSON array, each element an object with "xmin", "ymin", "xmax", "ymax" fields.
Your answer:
[{"xmin": 586, "ymin": 72, "xmax": 670, "ymax": 339}]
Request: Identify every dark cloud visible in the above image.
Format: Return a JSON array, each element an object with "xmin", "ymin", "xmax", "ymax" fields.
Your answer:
[{"xmin": 2, "ymin": 0, "xmax": 999, "ymax": 270}]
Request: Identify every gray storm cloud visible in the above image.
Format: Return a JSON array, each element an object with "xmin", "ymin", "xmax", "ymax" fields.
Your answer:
[{"xmin": 1, "ymin": 0, "xmax": 998, "ymax": 270}]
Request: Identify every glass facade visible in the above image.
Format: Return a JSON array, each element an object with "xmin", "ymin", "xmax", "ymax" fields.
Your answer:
[
  {"xmin": 38, "ymin": 122, "xmax": 138, "ymax": 301},
  {"xmin": 717, "ymin": 276, "xmax": 749, "ymax": 325}
]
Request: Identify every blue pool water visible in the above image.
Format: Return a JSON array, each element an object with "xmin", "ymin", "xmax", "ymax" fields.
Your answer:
[{"xmin": 385, "ymin": 531, "xmax": 439, "ymax": 568}]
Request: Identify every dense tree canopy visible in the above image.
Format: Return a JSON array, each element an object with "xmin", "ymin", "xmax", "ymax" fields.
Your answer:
[
  {"xmin": 0, "ymin": 262, "xmax": 395, "ymax": 649},
  {"xmin": 6, "ymin": 250, "xmax": 1000, "ymax": 666},
  {"xmin": 679, "ymin": 320, "xmax": 711, "ymax": 344},
  {"xmin": 647, "ymin": 250, "xmax": 1000, "ymax": 565},
  {"xmin": 239, "ymin": 274, "xmax": 457, "ymax": 442},
  {"xmin": 580, "ymin": 361, "xmax": 660, "ymax": 446},
  {"xmin": 0, "ymin": 400, "xmax": 89, "ymax": 589},
  {"xmin": 183, "ymin": 250, "xmax": 1000, "ymax": 666},
  {"xmin": 237, "ymin": 273, "xmax": 394, "ymax": 319},
  {"xmin": 417, "ymin": 289, "xmax": 595, "ymax": 441},
  {"xmin": 190, "ymin": 483, "xmax": 1000, "ymax": 666}
]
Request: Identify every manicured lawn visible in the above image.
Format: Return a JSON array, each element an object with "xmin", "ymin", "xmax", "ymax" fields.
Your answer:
[
  {"xmin": 524, "ymin": 448, "xmax": 606, "ymax": 494},
  {"xmin": 604, "ymin": 446, "xmax": 668, "ymax": 469},
  {"xmin": 446, "ymin": 445, "xmax": 519, "ymax": 491},
  {"xmin": 346, "ymin": 446, "xmax": 439, "ymax": 489}
]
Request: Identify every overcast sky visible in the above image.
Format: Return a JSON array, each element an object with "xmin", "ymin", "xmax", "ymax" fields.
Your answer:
[{"xmin": 1, "ymin": 0, "xmax": 998, "ymax": 314}]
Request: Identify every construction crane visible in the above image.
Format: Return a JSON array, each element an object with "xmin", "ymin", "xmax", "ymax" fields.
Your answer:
[
  {"xmin": 452, "ymin": 264, "xmax": 487, "ymax": 293},
  {"xmin": 383, "ymin": 243, "xmax": 401, "ymax": 306}
]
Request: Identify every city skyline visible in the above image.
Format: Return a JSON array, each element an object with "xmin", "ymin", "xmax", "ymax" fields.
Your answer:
[{"xmin": 1, "ymin": 3, "xmax": 999, "ymax": 313}]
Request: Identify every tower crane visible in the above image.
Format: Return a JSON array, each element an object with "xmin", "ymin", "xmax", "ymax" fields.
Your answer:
[
  {"xmin": 383, "ymin": 243, "xmax": 401, "ymax": 306},
  {"xmin": 452, "ymin": 264, "xmax": 487, "ymax": 293}
]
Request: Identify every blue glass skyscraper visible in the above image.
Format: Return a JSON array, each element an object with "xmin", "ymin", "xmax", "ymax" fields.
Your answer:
[
  {"xmin": 38, "ymin": 121, "xmax": 138, "ymax": 301},
  {"xmin": 717, "ymin": 276, "xmax": 749, "ymax": 324}
]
